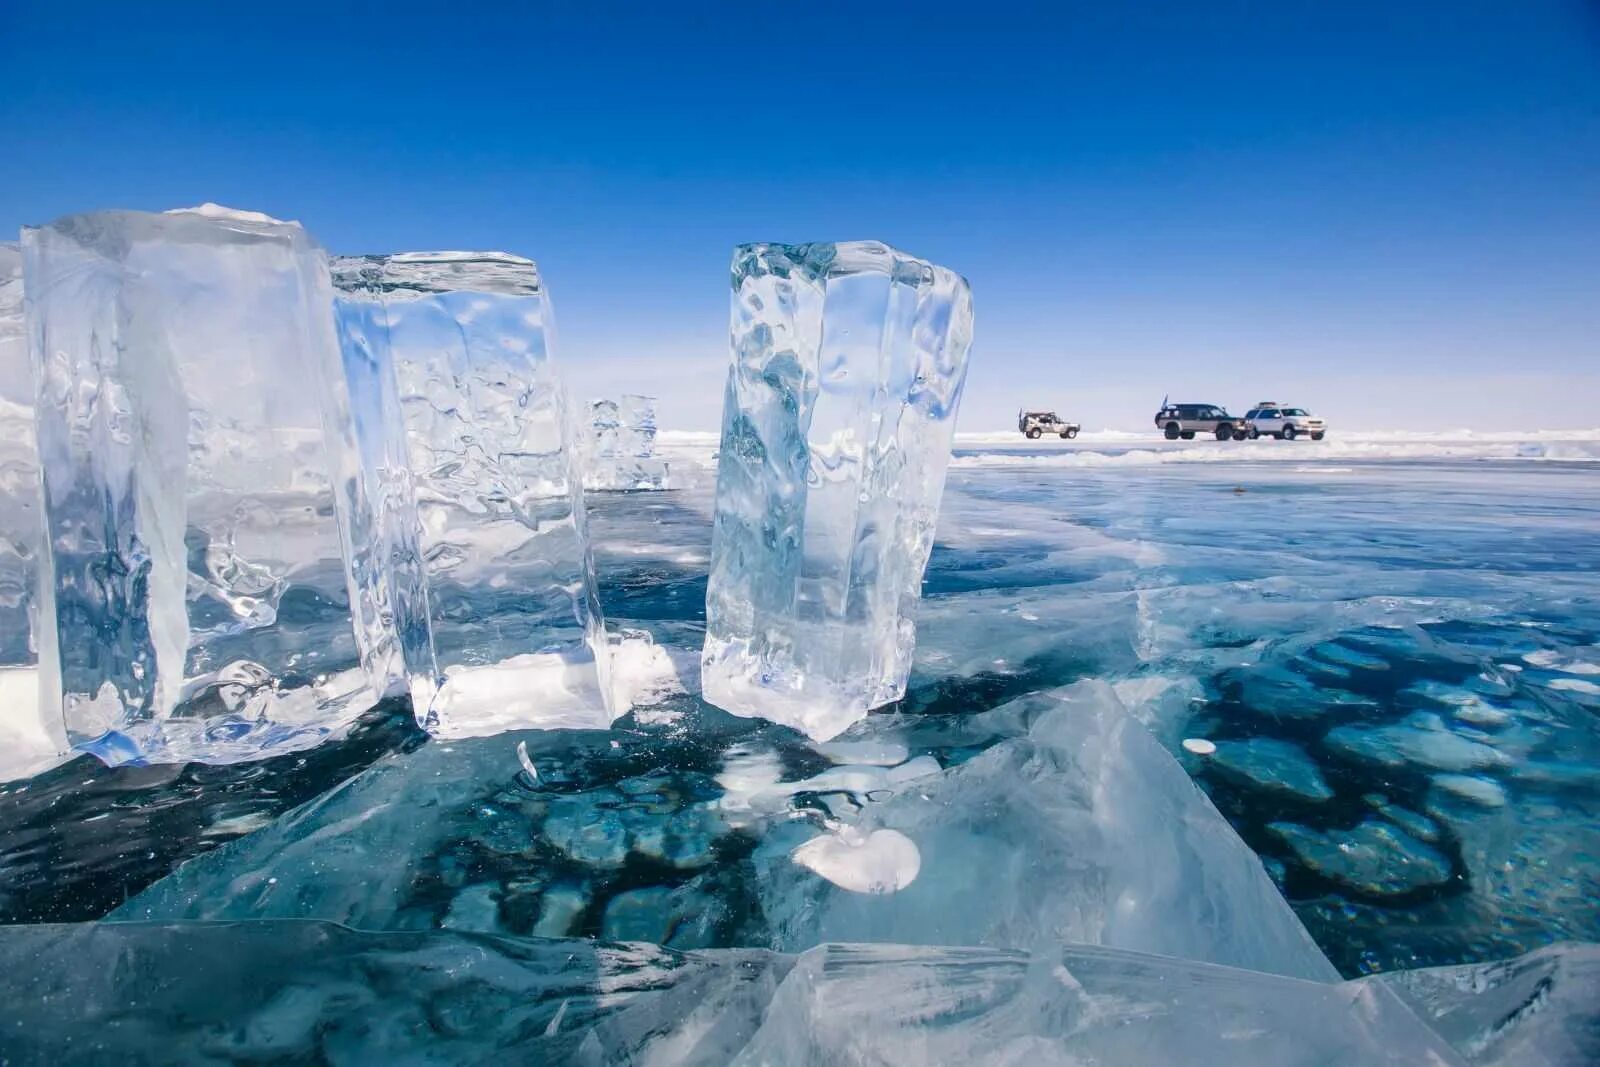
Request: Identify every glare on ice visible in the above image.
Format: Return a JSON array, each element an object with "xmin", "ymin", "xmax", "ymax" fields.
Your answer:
[
  {"xmin": 702, "ymin": 241, "xmax": 975, "ymax": 740},
  {"xmin": 22, "ymin": 206, "xmax": 404, "ymax": 765},
  {"xmin": 331, "ymin": 252, "xmax": 614, "ymax": 737}
]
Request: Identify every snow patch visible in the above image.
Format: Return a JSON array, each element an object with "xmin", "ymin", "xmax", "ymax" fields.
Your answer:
[
  {"xmin": 165, "ymin": 203, "xmax": 289, "ymax": 225},
  {"xmin": 791, "ymin": 827, "xmax": 921, "ymax": 894}
]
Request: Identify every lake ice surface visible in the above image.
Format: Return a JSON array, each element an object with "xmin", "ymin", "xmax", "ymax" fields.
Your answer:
[{"xmin": 1, "ymin": 434, "xmax": 1597, "ymax": 1062}]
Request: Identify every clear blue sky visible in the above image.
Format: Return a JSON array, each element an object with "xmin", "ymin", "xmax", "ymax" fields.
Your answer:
[{"xmin": 3, "ymin": 2, "xmax": 1597, "ymax": 430}]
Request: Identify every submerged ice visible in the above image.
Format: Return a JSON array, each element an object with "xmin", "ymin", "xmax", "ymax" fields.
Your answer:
[
  {"xmin": 703, "ymin": 241, "xmax": 975, "ymax": 741},
  {"xmin": 113, "ymin": 680, "xmax": 1336, "ymax": 981}
]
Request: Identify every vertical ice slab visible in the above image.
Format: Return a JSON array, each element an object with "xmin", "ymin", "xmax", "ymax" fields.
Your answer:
[
  {"xmin": 0, "ymin": 244, "xmax": 33, "ymax": 661},
  {"xmin": 331, "ymin": 253, "xmax": 614, "ymax": 737},
  {"xmin": 703, "ymin": 241, "xmax": 974, "ymax": 740},
  {"xmin": 0, "ymin": 243, "xmax": 68, "ymax": 779},
  {"xmin": 23, "ymin": 207, "xmax": 402, "ymax": 765},
  {"xmin": 582, "ymin": 394, "xmax": 670, "ymax": 491}
]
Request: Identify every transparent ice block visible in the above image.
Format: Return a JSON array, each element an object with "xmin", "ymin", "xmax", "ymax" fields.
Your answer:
[
  {"xmin": 331, "ymin": 252, "xmax": 614, "ymax": 737},
  {"xmin": 23, "ymin": 206, "xmax": 403, "ymax": 765},
  {"xmin": 0, "ymin": 242, "xmax": 67, "ymax": 778},
  {"xmin": 702, "ymin": 241, "xmax": 974, "ymax": 740},
  {"xmin": 583, "ymin": 393, "xmax": 669, "ymax": 491}
]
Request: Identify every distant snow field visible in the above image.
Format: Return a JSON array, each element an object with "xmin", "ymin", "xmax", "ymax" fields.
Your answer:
[{"xmin": 657, "ymin": 427, "xmax": 1600, "ymax": 470}]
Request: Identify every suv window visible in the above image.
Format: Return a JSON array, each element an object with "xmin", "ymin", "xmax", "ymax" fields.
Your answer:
[
  {"xmin": 1259, "ymin": 408, "xmax": 1279, "ymax": 418},
  {"xmin": 1282, "ymin": 408, "xmax": 1307, "ymax": 416},
  {"xmin": 1201, "ymin": 407, "xmax": 1223, "ymax": 419}
]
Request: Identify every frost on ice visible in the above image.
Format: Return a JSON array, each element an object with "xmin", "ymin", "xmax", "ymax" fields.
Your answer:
[
  {"xmin": 331, "ymin": 252, "xmax": 616, "ymax": 737},
  {"xmin": 22, "ymin": 208, "xmax": 401, "ymax": 765},
  {"xmin": 702, "ymin": 241, "xmax": 975, "ymax": 741}
]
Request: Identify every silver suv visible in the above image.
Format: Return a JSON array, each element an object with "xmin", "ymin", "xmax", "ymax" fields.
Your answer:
[
  {"xmin": 1244, "ymin": 403, "xmax": 1327, "ymax": 440},
  {"xmin": 1154, "ymin": 402, "xmax": 1246, "ymax": 441},
  {"xmin": 1018, "ymin": 410, "xmax": 1080, "ymax": 439}
]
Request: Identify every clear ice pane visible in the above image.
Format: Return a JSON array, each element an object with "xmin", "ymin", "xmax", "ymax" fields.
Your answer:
[
  {"xmin": 1371, "ymin": 941, "xmax": 1600, "ymax": 1067},
  {"xmin": 23, "ymin": 207, "xmax": 403, "ymax": 765},
  {"xmin": 734, "ymin": 943, "xmax": 1461, "ymax": 1066},
  {"xmin": 0, "ymin": 243, "xmax": 66, "ymax": 778},
  {"xmin": 750, "ymin": 681, "xmax": 1340, "ymax": 981},
  {"xmin": 0, "ymin": 923, "xmax": 1500, "ymax": 1064},
  {"xmin": 331, "ymin": 252, "xmax": 614, "ymax": 737},
  {"xmin": 703, "ymin": 241, "xmax": 975, "ymax": 740},
  {"xmin": 582, "ymin": 393, "xmax": 670, "ymax": 491}
]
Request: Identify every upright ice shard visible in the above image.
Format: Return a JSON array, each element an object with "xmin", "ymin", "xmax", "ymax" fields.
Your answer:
[
  {"xmin": 0, "ymin": 245, "xmax": 31, "ymax": 658},
  {"xmin": 23, "ymin": 206, "xmax": 402, "ymax": 765},
  {"xmin": 703, "ymin": 241, "xmax": 974, "ymax": 740},
  {"xmin": 582, "ymin": 393, "xmax": 670, "ymax": 491},
  {"xmin": 0, "ymin": 243, "xmax": 67, "ymax": 780},
  {"xmin": 331, "ymin": 253, "xmax": 614, "ymax": 737}
]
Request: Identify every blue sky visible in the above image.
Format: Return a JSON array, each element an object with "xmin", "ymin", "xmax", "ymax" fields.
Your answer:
[{"xmin": 3, "ymin": 2, "xmax": 1597, "ymax": 430}]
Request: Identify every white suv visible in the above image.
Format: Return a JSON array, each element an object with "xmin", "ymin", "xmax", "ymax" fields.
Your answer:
[{"xmin": 1244, "ymin": 403, "xmax": 1326, "ymax": 440}]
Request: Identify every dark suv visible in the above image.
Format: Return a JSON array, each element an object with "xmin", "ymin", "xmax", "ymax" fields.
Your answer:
[{"xmin": 1154, "ymin": 403, "xmax": 1247, "ymax": 441}]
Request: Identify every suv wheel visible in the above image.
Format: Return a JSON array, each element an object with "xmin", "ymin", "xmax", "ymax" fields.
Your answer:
[
  {"xmin": 1025, "ymin": 428, "xmax": 1042, "ymax": 439},
  {"xmin": 1215, "ymin": 425, "xmax": 1232, "ymax": 441},
  {"xmin": 1310, "ymin": 432, "xmax": 1324, "ymax": 441},
  {"xmin": 1164, "ymin": 423, "xmax": 1181, "ymax": 440},
  {"xmin": 1282, "ymin": 425, "xmax": 1297, "ymax": 440},
  {"xmin": 1233, "ymin": 430, "xmax": 1248, "ymax": 441},
  {"xmin": 1248, "ymin": 427, "xmax": 1260, "ymax": 440},
  {"xmin": 1180, "ymin": 431, "xmax": 1195, "ymax": 440}
]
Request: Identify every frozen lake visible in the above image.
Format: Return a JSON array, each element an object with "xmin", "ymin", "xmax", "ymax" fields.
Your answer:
[
  {"xmin": 1, "ymin": 436, "xmax": 1597, "ymax": 1061},
  {"xmin": 6, "ymin": 437, "xmax": 1596, "ymax": 971}
]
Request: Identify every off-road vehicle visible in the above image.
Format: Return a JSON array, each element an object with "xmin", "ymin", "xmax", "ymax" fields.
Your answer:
[
  {"xmin": 1153, "ymin": 402, "xmax": 1246, "ymax": 441},
  {"xmin": 1244, "ymin": 403, "xmax": 1327, "ymax": 440},
  {"xmin": 1018, "ymin": 410, "xmax": 1080, "ymax": 439}
]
